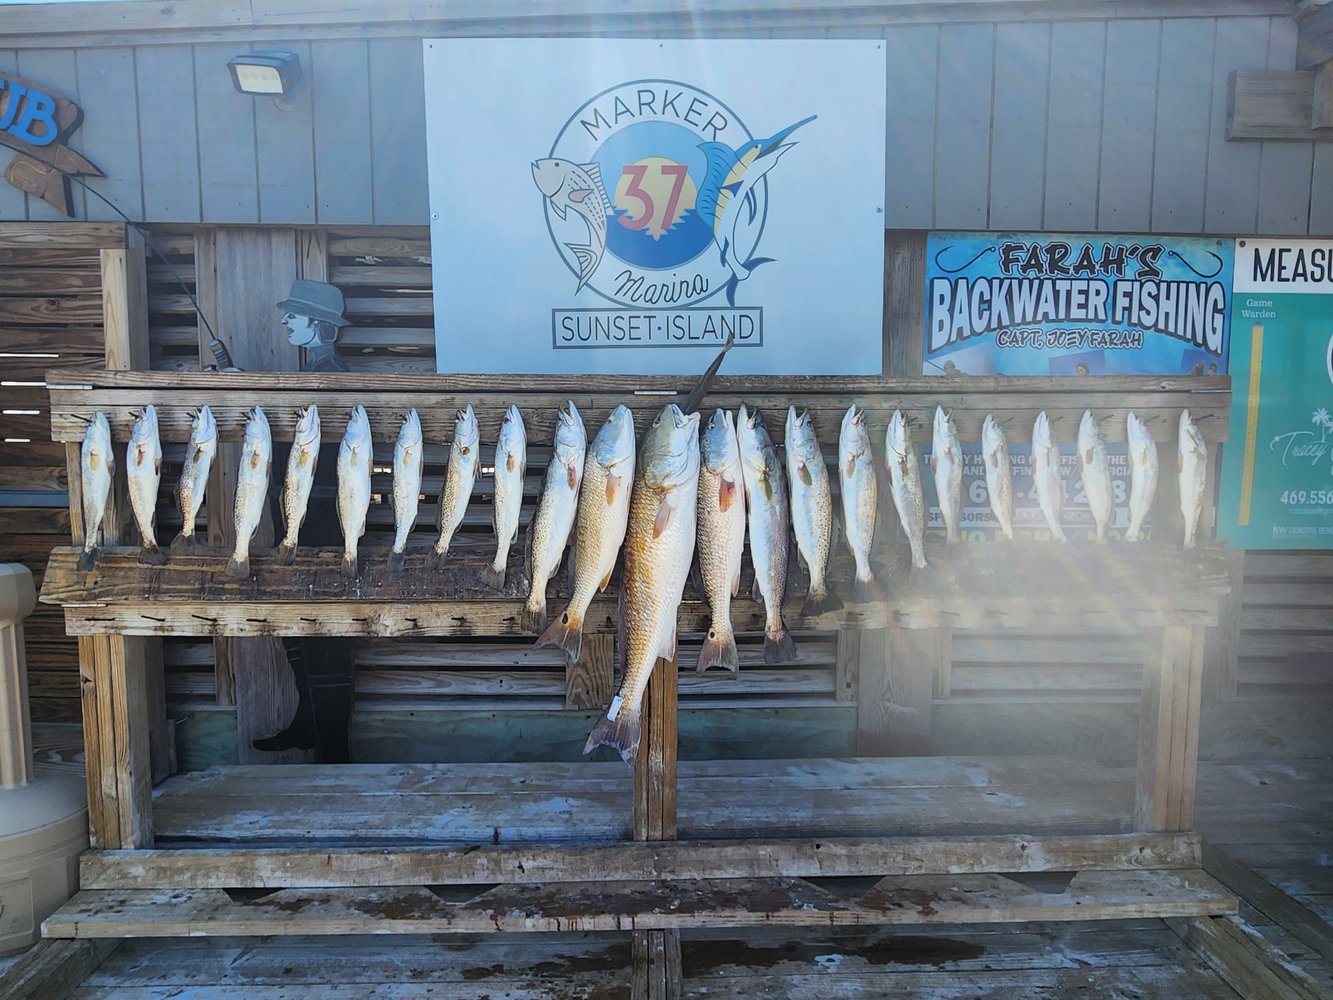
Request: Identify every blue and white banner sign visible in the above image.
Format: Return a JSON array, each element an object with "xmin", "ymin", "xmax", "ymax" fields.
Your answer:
[
  {"xmin": 924, "ymin": 233, "xmax": 1233, "ymax": 376},
  {"xmin": 424, "ymin": 39, "xmax": 886, "ymax": 375}
]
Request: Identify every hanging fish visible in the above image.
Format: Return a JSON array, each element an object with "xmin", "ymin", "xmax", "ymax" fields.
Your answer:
[
  {"xmin": 786, "ymin": 405, "xmax": 837, "ymax": 616},
  {"xmin": 77, "ymin": 412, "xmax": 114, "ymax": 571},
  {"xmin": 738, "ymin": 404, "xmax": 797, "ymax": 663},
  {"xmin": 583, "ymin": 404, "xmax": 700, "ymax": 764},
  {"xmin": 481, "ymin": 405, "xmax": 527, "ymax": 590},
  {"xmin": 538, "ymin": 405, "xmax": 635, "ymax": 662},
  {"xmin": 1125, "ymin": 411, "xmax": 1159, "ymax": 543},
  {"xmin": 1031, "ymin": 411, "xmax": 1067, "ymax": 542},
  {"xmin": 389, "ymin": 409, "xmax": 424, "ymax": 572},
  {"xmin": 277, "ymin": 404, "xmax": 321, "ymax": 565},
  {"xmin": 982, "ymin": 414, "xmax": 1015, "ymax": 542},
  {"xmin": 1077, "ymin": 410, "xmax": 1114, "ymax": 544},
  {"xmin": 931, "ymin": 405, "xmax": 962, "ymax": 544},
  {"xmin": 524, "ymin": 401, "xmax": 587, "ymax": 633},
  {"xmin": 1179, "ymin": 409, "xmax": 1208, "ymax": 549},
  {"xmin": 126, "ymin": 404, "xmax": 164, "ymax": 565},
  {"xmin": 171, "ymin": 405, "xmax": 217, "ymax": 554},
  {"xmin": 336, "ymin": 405, "xmax": 372, "ymax": 579},
  {"xmin": 224, "ymin": 406, "xmax": 272, "ymax": 579},
  {"xmin": 885, "ymin": 410, "xmax": 927, "ymax": 570},
  {"xmin": 432, "ymin": 404, "xmax": 479, "ymax": 569},
  {"xmin": 696, "ymin": 408, "xmax": 746, "ymax": 672},
  {"xmin": 840, "ymin": 405, "xmax": 879, "ymax": 601}
]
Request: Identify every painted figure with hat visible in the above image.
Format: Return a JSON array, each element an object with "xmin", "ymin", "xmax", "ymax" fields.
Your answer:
[{"xmin": 279, "ymin": 278, "xmax": 350, "ymax": 373}]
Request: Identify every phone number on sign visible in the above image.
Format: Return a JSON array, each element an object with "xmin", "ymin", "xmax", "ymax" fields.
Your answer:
[{"xmin": 1280, "ymin": 490, "xmax": 1333, "ymax": 506}]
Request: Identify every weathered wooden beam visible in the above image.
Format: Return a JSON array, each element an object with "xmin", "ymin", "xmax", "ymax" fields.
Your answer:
[
  {"xmin": 565, "ymin": 632, "xmax": 614, "ymax": 709},
  {"xmin": 1169, "ymin": 914, "xmax": 1333, "ymax": 1000},
  {"xmin": 633, "ymin": 651, "xmax": 678, "ymax": 842},
  {"xmin": 1203, "ymin": 550, "xmax": 1245, "ymax": 701},
  {"xmin": 0, "ymin": 938, "xmax": 120, "ymax": 1000},
  {"xmin": 1299, "ymin": 4, "xmax": 1333, "ymax": 69},
  {"xmin": 78, "ymin": 832, "xmax": 1203, "ymax": 890},
  {"xmin": 41, "ymin": 868, "xmax": 1237, "ymax": 939},
  {"xmin": 1226, "ymin": 70, "xmax": 1333, "ymax": 141},
  {"xmin": 1135, "ymin": 625, "xmax": 1205, "ymax": 832},
  {"xmin": 1314, "ymin": 61, "xmax": 1333, "ymax": 130},
  {"xmin": 0, "ymin": 223, "xmax": 128, "ymax": 250},
  {"xmin": 883, "ymin": 625, "xmax": 938, "ymax": 754}
]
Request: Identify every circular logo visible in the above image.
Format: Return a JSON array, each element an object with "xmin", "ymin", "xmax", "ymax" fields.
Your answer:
[
  {"xmin": 1327, "ymin": 331, "xmax": 1333, "ymax": 387},
  {"xmin": 532, "ymin": 81, "xmax": 813, "ymax": 309}
]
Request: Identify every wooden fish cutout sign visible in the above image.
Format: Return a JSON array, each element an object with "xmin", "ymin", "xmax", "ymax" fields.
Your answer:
[{"xmin": 0, "ymin": 73, "xmax": 103, "ymax": 216}]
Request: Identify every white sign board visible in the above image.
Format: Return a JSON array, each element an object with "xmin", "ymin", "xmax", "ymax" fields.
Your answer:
[{"xmin": 423, "ymin": 39, "xmax": 886, "ymax": 375}]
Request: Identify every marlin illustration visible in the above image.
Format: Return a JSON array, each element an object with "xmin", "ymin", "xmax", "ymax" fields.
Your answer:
[
  {"xmin": 695, "ymin": 115, "xmax": 816, "ymax": 306},
  {"xmin": 532, "ymin": 158, "xmax": 615, "ymax": 293}
]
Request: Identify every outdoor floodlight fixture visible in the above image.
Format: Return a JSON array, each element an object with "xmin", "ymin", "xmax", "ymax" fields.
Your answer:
[{"xmin": 227, "ymin": 51, "xmax": 302, "ymax": 107}]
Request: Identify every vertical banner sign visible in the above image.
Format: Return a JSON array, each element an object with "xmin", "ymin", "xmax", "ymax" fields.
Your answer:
[
  {"xmin": 1220, "ymin": 239, "xmax": 1333, "ymax": 549},
  {"xmin": 423, "ymin": 39, "xmax": 886, "ymax": 375},
  {"xmin": 921, "ymin": 232, "xmax": 1232, "ymax": 540},
  {"xmin": 923, "ymin": 233, "xmax": 1232, "ymax": 376}
]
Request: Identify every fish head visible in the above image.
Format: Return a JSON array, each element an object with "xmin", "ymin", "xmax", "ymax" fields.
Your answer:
[
  {"xmin": 294, "ymin": 405, "xmax": 321, "ymax": 448},
  {"xmin": 701, "ymin": 408, "xmax": 740, "ymax": 474},
  {"xmin": 243, "ymin": 406, "xmax": 271, "ymax": 447},
  {"xmin": 1078, "ymin": 409, "xmax": 1099, "ymax": 447},
  {"xmin": 982, "ymin": 413, "xmax": 1005, "ymax": 453},
  {"xmin": 453, "ymin": 405, "xmax": 479, "ymax": 452},
  {"xmin": 346, "ymin": 404, "xmax": 370, "ymax": 438},
  {"xmin": 736, "ymin": 404, "xmax": 776, "ymax": 474},
  {"xmin": 641, "ymin": 404, "xmax": 700, "ymax": 490},
  {"xmin": 84, "ymin": 411, "xmax": 112, "ymax": 455},
  {"xmin": 191, "ymin": 405, "xmax": 218, "ymax": 453},
  {"xmin": 552, "ymin": 400, "xmax": 586, "ymax": 461},
  {"xmin": 1179, "ymin": 410, "xmax": 1205, "ymax": 455},
  {"xmin": 933, "ymin": 405, "xmax": 959, "ymax": 449},
  {"xmin": 129, "ymin": 404, "xmax": 158, "ymax": 446},
  {"xmin": 531, "ymin": 159, "xmax": 567, "ymax": 198},
  {"xmin": 784, "ymin": 406, "xmax": 820, "ymax": 463},
  {"xmin": 886, "ymin": 409, "xmax": 911, "ymax": 458},
  {"xmin": 397, "ymin": 408, "xmax": 423, "ymax": 447},
  {"xmin": 839, "ymin": 404, "xmax": 870, "ymax": 458},
  {"xmin": 498, "ymin": 404, "xmax": 526, "ymax": 452},
  {"xmin": 592, "ymin": 404, "xmax": 635, "ymax": 468},
  {"xmin": 1126, "ymin": 411, "xmax": 1148, "ymax": 446},
  {"xmin": 1033, "ymin": 411, "xmax": 1052, "ymax": 447}
]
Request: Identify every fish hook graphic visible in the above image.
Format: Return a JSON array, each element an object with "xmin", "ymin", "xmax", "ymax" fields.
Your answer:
[
  {"xmin": 933, "ymin": 245, "xmax": 997, "ymax": 274},
  {"xmin": 1167, "ymin": 249, "xmax": 1224, "ymax": 279}
]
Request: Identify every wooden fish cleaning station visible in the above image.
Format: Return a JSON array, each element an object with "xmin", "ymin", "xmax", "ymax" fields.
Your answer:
[{"xmin": 36, "ymin": 368, "xmax": 1235, "ymax": 994}]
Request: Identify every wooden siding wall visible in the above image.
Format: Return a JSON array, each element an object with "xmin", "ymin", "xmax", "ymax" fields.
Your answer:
[{"xmin": 0, "ymin": 11, "xmax": 1328, "ymax": 235}]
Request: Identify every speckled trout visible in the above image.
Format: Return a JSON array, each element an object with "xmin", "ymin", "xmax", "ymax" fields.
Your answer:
[
  {"xmin": 126, "ymin": 404, "xmax": 164, "ymax": 565},
  {"xmin": 277, "ymin": 404, "xmax": 320, "ymax": 565},
  {"xmin": 336, "ymin": 405, "xmax": 372, "ymax": 579},
  {"xmin": 537, "ymin": 405, "xmax": 635, "ymax": 663},
  {"xmin": 481, "ymin": 405, "xmax": 526, "ymax": 590},
  {"xmin": 1125, "ymin": 411, "xmax": 1158, "ymax": 543},
  {"xmin": 524, "ymin": 401, "xmax": 586, "ymax": 633},
  {"xmin": 1178, "ymin": 409, "xmax": 1208, "ymax": 549},
  {"xmin": 886, "ymin": 410, "xmax": 927, "ymax": 569},
  {"xmin": 931, "ymin": 405, "xmax": 962, "ymax": 544},
  {"xmin": 696, "ymin": 408, "xmax": 746, "ymax": 672},
  {"xmin": 389, "ymin": 409, "xmax": 424, "ymax": 572},
  {"xmin": 786, "ymin": 405, "xmax": 836, "ymax": 617},
  {"xmin": 982, "ymin": 414, "xmax": 1015, "ymax": 542},
  {"xmin": 840, "ymin": 404, "xmax": 879, "ymax": 601},
  {"xmin": 171, "ymin": 405, "xmax": 216, "ymax": 554},
  {"xmin": 224, "ymin": 406, "xmax": 272, "ymax": 580},
  {"xmin": 1078, "ymin": 410, "xmax": 1113, "ymax": 543},
  {"xmin": 432, "ymin": 405, "xmax": 479, "ymax": 569},
  {"xmin": 1032, "ymin": 411, "xmax": 1067, "ymax": 542},
  {"xmin": 77, "ymin": 412, "xmax": 114, "ymax": 571},
  {"xmin": 583, "ymin": 403, "xmax": 699, "ymax": 764},
  {"xmin": 739, "ymin": 405, "xmax": 797, "ymax": 663}
]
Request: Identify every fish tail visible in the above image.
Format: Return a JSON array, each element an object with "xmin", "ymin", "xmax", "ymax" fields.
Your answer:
[
  {"xmin": 432, "ymin": 531, "xmax": 454, "ymax": 569},
  {"xmin": 801, "ymin": 584, "xmax": 841, "ymax": 618},
  {"xmin": 1124, "ymin": 527, "xmax": 1140, "ymax": 543},
  {"xmin": 763, "ymin": 620, "xmax": 797, "ymax": 664},
  {"xmin": 479, "ymin": 558, "xmax": 507, "ymax": 590},
  {"xmin": 522, "ymin": 593, "xmax": 547, "ymax": 636},
  {"xmin": 910, "ymin": 540, "xmax": 928, "ymax": 568},
  {"xmin": 170, "ymin": 531, "xmax": 194, "ymax": 555},
  {"xmin": 696, "ymin": 621, "xmax": 739, "ymax": 673},
  {"xmin": 536, "ymin": 609, "xmax": 583, "ymax": 662},
  {"xmin": 277, "ymin": 540, "xmax": 297, "ymax": 565},
  {"xmin": 565, "ymin": 243, "xmax": 600, "ymax": 291},
  {"xmin": 1052, "ymin": 525, "xmax": 1068, "ymax": 543},
  {"xmin": 341, "ymin": 549, "xmax": 358, "ymax": 579},
  {"xmin": 387, "ymin": 548, "xmax": 406, "ymax": 574},
  {"xmin": 77, "ymin": 547, "xmax": 96, "ymax": 572},
  {"xmin": 223, "ymin": 553, "xmax": 250, "ymax": 580},
  {"xmin": 852, "ymin": 571, "xmax": 880, "ymax": 605},
  {"xmin": 582, "ymin": 704, "xmax": 642, "ymax": 766},
  {"xmin": 139, "ymin": 543, "xmax": 167, "ymax": 567}
]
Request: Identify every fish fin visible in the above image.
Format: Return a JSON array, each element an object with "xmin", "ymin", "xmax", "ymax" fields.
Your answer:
[
  {"xmin": 564, "ymin": 243, "xmax": 599, "ymax": 292},
  {"xmin": 657, "ymin": 629, "xmax": 677, "ymax": 664},
  {"xmin": 763, "ymin": 622, "xmax": 797, "ymax": 664},
  {"xmin": 852, "ymin": 573, "xmax": 879, "ymax": 605},
  {"xmin": 568, "ymin": 187, "xmax": 591, "ymax": 203},
  {"xmin": 250, "ymin": 451, "xmax": 261, "ymax": 470},
  {"xmin": 1124, "ymin": 529, "xmax": 1140, "ymax": 543},
  {"xmin": 536, "ymin": 609, "xmax": 583, "ymax": 662},
  {"xmin": 277, "ymin": 541, "xmax": 297, "ymax": 565},
  {"xmin": 987, "ymin": 452, "xmax": 998, "ymax": 469},
  {"xmin": 598, "ymin": 566, "xmax": 615, "ymax": 592},
  {"xmin": 801, "ymin": 585, "xmax": 841, "ymax": 617},
  {"xmin": 845, "ymin": 458, "xmax": 856, "ymax": 479},
  {"xmin": 506, "ymin": 452, "xmax": 516, "ymax": 473},
  {"xmin": 77, "ymin": 547, "xmax": 96, "ymax": 572},
  {"xmin": 522, "ymin": 594, "xmax": 547, "ymax": 635},
  {"xmin": 690, "ymin": 562, "xmax": 706, "ymax": 605},
  {"xmin": 223, "ymin": 554, "xmax": 250, "ymax": 580},
  {"xmin": 169, "ymin": 532, "xmax": 194, "ymax": 555},
  {"xmin": 797, "ymin": 462, "xmax": 812, "ymax": 487},
  {"xmin": 550, "ymin": 201, "xmax": 567, "ymax": 221},
  {"xmin": 341, "ymin": 552, "xmax": 357, "ymax": 580},
  {"xmin": 88, "ymin": 452, "xmax": 100, "ymax": 471},
  {"xmin": 752, "ymin": 576, "xmax": 762, "ymax": 602},
  {"xmin": 718, "ymin": 475, "xmax": 737, "ymax": 512},
  {"xmin": 606, "ymin": 473, "xmax": 624, "ymax": 506},
  {"xmin": 759, "ymin": 476, "xmax": 773, "ymax": 502},
  {"xmin": 653, "ymin": 496, "xmax": 676, "ymax": 539},
  {"xmin": 567, "ymin": 461, "xmax": 579, "ymax": 491},
  {"xmin": 697, "ymin": 624, "xmax": 739, "ymax": 673},
  {"xmin": 930, "ymin": 453, "xmax": 938, "ymax": 475},
  {"xmin": 582, "ymin": 704, "xmax": 641, "ymax": 765},
  {"xmin": 139, "ymin": 544, "xmax": 166, "ymax": 567},
  {"xmin": 1084, "ymin": 448, "xmax": 1093, "ymax": 464},
  {"xmin": 154, "ymin": 456, "xmax": 161, "ymax": 475},
  {"xmin": 731, "ymin": 566, "xmax": 741, "ymax": 598},
  {"xmin": 388, "ymin": 549, "xmax": 406, "ymax": 573},
  {"xmin": 479, "ymin": 559, "xmax": 506, "ymax": 590}
]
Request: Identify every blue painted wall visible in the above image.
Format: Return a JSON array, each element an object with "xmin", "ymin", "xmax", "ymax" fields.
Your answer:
[{"xmin": 0, "ymin": 12, "xmax": 1325, "ymax": 235}]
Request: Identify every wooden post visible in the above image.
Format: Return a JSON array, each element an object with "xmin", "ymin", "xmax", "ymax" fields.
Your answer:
[
  {"xmin": 857, "ymin": 626, "xmax": 935, "ymax": 755},
  {"xmin": 631, "ymin": 650, "xmax": 680, "ymax": 999},
  {"xmin": 1135, "ymin": 625, "xmax": 1206, "ymax": 832},
  {"xmin": 834, "ymin": 625, "xmax": 859, "ymax": 704},
  {"xmin": 566, "ymin": 633, "xmax": 613, "ymax": 710},
  {"xmin": 1204, "ymin": 550, "xmax": 1245, "ymax": 701}
]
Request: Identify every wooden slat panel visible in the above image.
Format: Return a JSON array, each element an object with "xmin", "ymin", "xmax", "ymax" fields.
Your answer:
[
  {"xmin": 0, "ymin": 325, "xmax": 106, "ymax": 353},
  {"xmin": 988, "ymin": 22, "xmax": 1048, "ymax": 231},
  {"xmin": 74, "ymin": 47, "xmax": 144, "ymax": 223},
  {"xmin": 1205, "ymin": 19, "xmax": 1268, "ymax": 233},
  {"xmin": 0, "ymin": 223, "xmax": 127, "ymax": 249},
  {"xmin": 369, "ymin": 38, "xmax": 430, "ymax": 226},
  {"xmin": 882, "ymin": 25, "xmax": 937, "ymax": 229},
  {"xmin": 1311, "ymin": 143, "xmax": 1333, "ymax": 235},
  {"xmin": 329, "ymin": 235, "xmax": 430, "ymax": 257},
  {"xmin": 933, "ymin": 23, "xmax": 992, "ymax": 229},
  {"xmin": 0, "ymin": 268, "xmax": 101, "ymax": 294},
  {"xmin": 255, "ymin": 41, "xmax": 315, "ymax": 224},
  {"xmin": 1151, "ymin": 19, "xmax": 1214, "ymax": 233},
  {"xmin": 312, "ymin": 39, "xmax": 374, "ymax": 224},
  {"xmin": 0, "ymin": 294, "xmax": 104, "ymax": 324},
  {"xmin": 135, "ymin": 46, "xmax": 201, "ymax": 222},
  {"xmin": 1098, "ymin": 19, "xmax": 1159, "ymax": 231},
  {"xmin": 194, "ymin": 43, "xmax": 259, "ymax": 223},
  {"xmin": 1044, "ymin": 21, "xmax": 1105, "ymax": 230},
  {"xmin": 1256, "ymin": 23, "xmax": 1319, "ymax": 237}
]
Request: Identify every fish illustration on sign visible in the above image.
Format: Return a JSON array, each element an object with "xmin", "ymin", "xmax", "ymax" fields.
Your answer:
[
  {"xmin": 695, "ymin": 115, "xmax": 815, "ymax": 306},
  {"xmin": 532, "ymin": 158, "xmax": 615, "ymax": 293}
]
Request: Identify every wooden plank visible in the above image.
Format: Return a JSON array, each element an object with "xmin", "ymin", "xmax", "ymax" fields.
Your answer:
[
  {"xmin": 0, "ymin": 294, "xmax": 103, "ymax": 325},
  {"xmin": 100, "ymin": 229, "xmax": 150, "ymax": 371},
  {"xmin": 884, "ymin": 230, "xmax": 925, "ymax": 376},
  {"xmin": 632, "ymin": 928, "xmax": 681, "ymax": 1000},
  {"xmin": 882, "ymin": 24, "xmax": 937, "ymax": 229},
  {"xmin": 255, "ymin": 41, "xmax": 316, "ymax": 224},
  {"xmin": 988, "ymin": 22, "xmax": 1048, "ymax": 231},
  {"xmin": 1300, "ymin": 3, "xmax": 1333, "ymax": 68},
  {"xmin": 884, "ymin": 625, "xmax": 935, "ymax": 754},
  {"xmin": 1206, "ymin": 20, "xmax": 1268, "ymax": 233},
  {"xmin": 1228, "ymin": 69, "xmax": 1333, "ymax": 140},
  {"xmin": 1258, "ymin": 19, "xmax": 1317, "ymax": 236},
  {"xmin": 194, "ymin": 42, "xmax": 259, "ymax": 223},
  {"xmin": 1170, "ymin": 914, "xmax": 1333, "ymax": 1000},
  {"xmin": 40, "ymin": 869, "xmax": 1238, "ymax": 938},
  {"xmin": 73, "ymin": 47, "xmax": 144, "ymax": 223},
  {"xmin": 1098, "ymin": 19, "xmax": 1159, "ymax": 231},
  {"xmin": 1318, "ymin": 61, "xmax": 1333, "ymax": 129},
  {"xmin": 78, "ymin": 832, "xmax": 1203, "ymax": 890},
  {"xmin": 0, "ymin": 938, "xmax": 119, "ymax": 1000},
  {"xmin": 1044, "ymin": 20, "xmax": 1105, "ymax": 230},
  {"xmin": 566, "ymin": 631, "xmax": 613, "ymax": 709},
  {"xmin": 934, "ymin": 23, "xmax": 992, "ymax": 229},
  {"xmin": 312, "ymin": 40, "xmax": 374, "ymax": 224},
  {"xmin": 1151, "ymin": 18, "xmax": 1214, "ymax": 233},
  {"xmin": 835, "ymin": 625, "xmax": 859, "ymax": 703},
  {"xmin": 1135, "ymin": 625, "xmax": 1205, "ymax": 833},
  {"xmin": 0, "ymin": 223, "xmax": 129, "ymax": 249},
  {"xmin": 1205, "ymin": 549, "xmax": 1244, "ymax": 699},
  {"xmin": 635, "ymin": 651, "xmax": 679, "ymax": 841},
  {"xmin": 0, "ymin": 268, "xmax": 101, "ymax": 294},
  {"xmin": 135, "ymin": 46, "xmax": 201, "ymax": 221},
  {"xmin": 369, "ymin": 38, "xmax": 430, "ymax": 225}
]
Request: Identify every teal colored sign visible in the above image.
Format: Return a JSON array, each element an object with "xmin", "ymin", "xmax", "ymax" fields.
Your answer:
[{"xmin": 1219, "ymin": 239, "xmax": 1333, "ymax": 549}]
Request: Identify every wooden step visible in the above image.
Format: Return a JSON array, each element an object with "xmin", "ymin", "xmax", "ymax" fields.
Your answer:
[{"xmin": 44, "ymin": 869, "xmax": 1236, "ymax": 938}]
